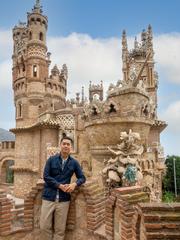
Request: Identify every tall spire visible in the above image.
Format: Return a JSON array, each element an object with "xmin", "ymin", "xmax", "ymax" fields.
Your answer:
[
  {"xmin": 141, "ymin": 29, "xmax": 146, "ymax": 48},
  {"xmin": 82, "ymin": 86, "xmax": 85, "ymax": 103},
  {"xmin": 122, "ymin": 30, "xmax": 128, "ymax": 50},
  {"xmin": 134, "ymin": 36, "xmax": 138, "ymax": 50}
]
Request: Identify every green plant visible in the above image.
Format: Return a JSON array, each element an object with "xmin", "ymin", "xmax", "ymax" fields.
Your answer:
[
  {"xmin": 163, "ymin": 155, "xmax": 180, "ymax": 194},
  {"xmin": 162, "ymin": 191, "xmax": 175, "ymax": 203}
]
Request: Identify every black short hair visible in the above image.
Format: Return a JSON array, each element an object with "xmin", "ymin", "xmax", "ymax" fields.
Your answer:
[{"xmin": 60, "ymin": 135, "xmax": 73, "ymax": 144}]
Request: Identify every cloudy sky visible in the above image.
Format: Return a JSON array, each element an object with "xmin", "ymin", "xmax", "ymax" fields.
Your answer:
[{"xmin": 0, "ymin": 0, "xmax": 180, "ymax": 156}]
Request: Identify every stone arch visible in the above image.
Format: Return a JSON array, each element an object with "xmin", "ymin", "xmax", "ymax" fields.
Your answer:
[
  {"xmin": 33, "ymin": 65, "xmax": 37, "ymax": 77},
  {"xmin": 151, "ymin": 160, "xmax": 155, "ymax": 169},
  {"xmin": 39, "ymin": 32, "xmax": 43, "ymax": 41},
  {"xmin": 36, "ymin": 18, "xmax": 41, "ymax": 24},
  {"xmin": 42, "ymin": 20, "xmax": 46, "ymax": 26},
  {"xmin": 16, "ymin": 101, "xmax": 22, "ymax": 118},
  {"xmin": 91, "ymin": 104, "xmax": 100, "ymax": 116},
  {"xmin": 48, "ymin": 82, "xmax": 52, "ymax": 89},
  {"xmin": 0, "ymin": 156, "xmax": 15, "ymax": 183},
  {"xmin": 132, "ymin": 207, "xmax": 147, "ymax": 240},
  {"xmin": 29, "ymin": 31, "xmax": 32, "ymax": 40},
  {"xmin": 53, "ymin": 84, "xmax": 57, "ymax": 90}
]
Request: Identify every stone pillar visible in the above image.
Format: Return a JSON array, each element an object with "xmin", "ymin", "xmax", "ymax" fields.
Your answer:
[
  {"xmin": 105, "ymin": 186, "xmax": 149, "ymax": 240},
  {"xmin": 0, "ymin": 189, "xmax": 12, "ymax": 236}
]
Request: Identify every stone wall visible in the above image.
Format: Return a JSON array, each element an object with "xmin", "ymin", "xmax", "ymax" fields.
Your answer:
[
  {"xmin": 0, "ymin": 189, "xmax": 12, "ymax": 236},
  {"xmin": 1, "ymin": 184, "xmax": 180, "ymax": 240},
  {"xmin": 105, "ymin": 186, "xmax": 149, "ymax": 240},
  {"xmin": 139, "ymin": 202, "xmax": 180, "ymax": 240}
]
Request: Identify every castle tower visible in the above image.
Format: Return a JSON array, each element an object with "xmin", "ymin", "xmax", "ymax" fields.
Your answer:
[
  {"xmin": 11, "ymin": 1, "xmax": 67, "ymax": 198},
  {"xmin": 122, "ymin": 30, "xmax": 129, "ymax": 82},
  {"xmin": 12, "ymin": 0, "xmax": 67, "ymax": 128},
  {"xmin": 121, "ymin": 25, "xmax": 158, "ymax": 109},
  {"xmin": 89, "ymin": 81, "xmax": 103, "ymax": 102}
]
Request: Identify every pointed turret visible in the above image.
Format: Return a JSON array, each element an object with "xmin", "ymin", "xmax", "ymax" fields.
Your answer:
[
  {"xmin": 141, "ymin": 29, "xmax": 147, "ymax": 48},
  {"xmin": 134, "ymin": 36, "xmax": 138, "ymax": 50},
  {"xmin": 81, "ymin": 86, "xmax": 85, "ymax": 103},
  {"xmin": 147, "ymin": 24, "xmax": 153, "ymax": 57},
  {"xmin": 122, "ymin": 30, "xmax": 129, "ymax": 81}
]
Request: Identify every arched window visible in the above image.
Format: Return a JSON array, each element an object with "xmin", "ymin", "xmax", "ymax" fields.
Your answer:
[
  {"xmin": 39, "ymin": 32, "xmax": 43, "ymax": 41},
  {"xmin": 92, "ymin": 106, "xmax": 98, "ymax": 115},
  {"xmin": 29, "ymin": 31, "xmax": 32, "ymax": 40},
  {"xmin": 22, "ymin": 63, "xmax": 25, "ymax": 72},
  {"xmin": 17, "ymin": 103, "xmax": 22, "ymax": 118},
  {"xmin": 48, "ymin": 82, "xmax": 52, "ymax": 89},
  {"xmin": 33, "ymin": 65, "xmax": 37, "ymax": 77}
]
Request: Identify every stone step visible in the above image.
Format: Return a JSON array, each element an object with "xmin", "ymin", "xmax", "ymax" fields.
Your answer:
[
  {"xmin": 144, "ymin": 212, "xmax": 180, "ymax": 222},
  {"xmin": 145, "ymin": 222, "xmax": 180, "ymax": 231},
  {"xmin": 146, "ymin": 231, "xmax": 180, "ymax": 239},
  {"xmin": 140, "ymin": 203, "xmax": 180, "ymax": 212}
]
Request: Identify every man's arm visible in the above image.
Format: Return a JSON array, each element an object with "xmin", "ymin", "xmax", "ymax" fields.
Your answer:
[
  {"xmin": 65, "ymin": 160, "xmax": 86, "ymax": 192},
  {"xmin": 74, "ymin": 160, "xmax": 86, "ymax": 186},
  {"xmin": 43, "ymin": 157, "xmax": 60, "ymax": 189}
]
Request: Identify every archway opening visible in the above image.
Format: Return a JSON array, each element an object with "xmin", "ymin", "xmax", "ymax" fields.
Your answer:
[{"xmin": 1, "ymin": 160, "xmax": 14, "ymax": 184}]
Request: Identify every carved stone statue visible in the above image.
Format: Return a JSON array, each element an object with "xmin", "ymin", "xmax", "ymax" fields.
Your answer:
[{"xmin": 101, "ymin": 129, "xmax": 143, "ymax": 188}]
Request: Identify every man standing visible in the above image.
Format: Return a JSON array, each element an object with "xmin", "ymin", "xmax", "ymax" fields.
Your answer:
[{"xmin": 40, "ymin": 136, "xmax": 86, "ymax": 240}]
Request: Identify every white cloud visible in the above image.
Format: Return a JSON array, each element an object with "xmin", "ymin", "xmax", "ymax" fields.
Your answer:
[
  {"xmin": 47, "ymin": 33, "xmax": 122, "ymax": 98},
  {"xmin": 160, "ymin": 101, "xmax": 180, "ymax": 134},
  {"xmin": 0, "ymin": 29, "xmax": 12, "ymax": 61},
  {"xmin": 154, "ymin": 33, "xmax": 180, "ymax": 84},
  {"xmin": 0, "ymin": 60, "xmax": 12, "ymax": 89},
  {"xmin": 0, "ymin": 29, "xmax": 12, "ymax": 89},
  {"xmin": 0, "ymin": 30, "xmax": 180, "ymax": 153}
]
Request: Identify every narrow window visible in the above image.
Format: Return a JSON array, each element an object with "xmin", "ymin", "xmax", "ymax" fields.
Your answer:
[
  {"xmin": 39, "ymin": 32, "xmax": 43, "ymax": 41},
  {"xmin": 33, "ymin": 65, "xmax": 37, "ymax": 77},
  {"xmin": 17, "ymin": 103, "xmax": 22, "ymax": 118},
  {"xmin": 92, "ymin": 106, "xmax": 98, "ymax": 115},
  {"xmin": 29, "ymin": 31, "xmax": 32, "ymax": 40},
  {"xmin": 23, "ymin": 63, "xmax": 25, "ymax": 72}
]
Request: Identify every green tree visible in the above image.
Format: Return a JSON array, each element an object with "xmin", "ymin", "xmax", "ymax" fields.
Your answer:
[{"xmin": 163, "ymin": 155, "xmax": 180, "ymax": 195}]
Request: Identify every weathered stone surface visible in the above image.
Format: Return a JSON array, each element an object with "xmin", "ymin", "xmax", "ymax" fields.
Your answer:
[{"xmin": 0, "ymin": 2, "xmax": 177, "ymax": 240}]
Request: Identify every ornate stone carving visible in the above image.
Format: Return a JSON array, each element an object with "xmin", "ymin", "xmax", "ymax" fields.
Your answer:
[{"xmin": 101, "ymin": 129, "xmax": 143, "ymax": 188}]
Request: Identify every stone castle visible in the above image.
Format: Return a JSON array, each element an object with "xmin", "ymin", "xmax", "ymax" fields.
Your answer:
[{"xmin": 1, "ymin": 1, "xmax": 180, "ymax": 240}]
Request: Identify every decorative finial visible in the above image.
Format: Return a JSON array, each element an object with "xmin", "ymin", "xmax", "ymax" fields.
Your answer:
[
  {"xmin": 33, "ymin": 0, "xmax": 42, "ymax": 13},
  {"xmin": 35, "ymin": 0, "xmax": 41, "ymax": 8},
  {"xmin": 122, "ymin": 29, "xmax": 126, "ymax": 35},
  {"xmin": 122, "ymin": 29, "xmax": 128, "ymax": 50},
  {"xmin": 82, "ymin": 86, "xmax": 85, "ymax": 103},
  {"xmin": 134, "ymin": 36, "xmax": 138, "ymax": 49}
]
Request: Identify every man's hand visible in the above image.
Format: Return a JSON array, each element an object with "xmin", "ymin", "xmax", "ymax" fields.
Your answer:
[
  {"xmin": 58, "ymin": 183, "xmax": 77, "ymax": 192},
  {"xmin": 59, "ymin": 184, "xmax": 69, "ymax": 192},
  {"xmin": 65, "ymin": 183, "xmax": 77, "ymax": 193}
]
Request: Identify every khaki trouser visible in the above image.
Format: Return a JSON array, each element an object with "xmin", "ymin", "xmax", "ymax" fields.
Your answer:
[{"xmin": 40, "ymin": 199, "xmax": 70, "ymax": 240}]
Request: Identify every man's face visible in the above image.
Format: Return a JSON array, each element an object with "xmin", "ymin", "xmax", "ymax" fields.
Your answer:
[{"xmin": 60, "ymin": 139, "xmax": 72, "ymax": 156}]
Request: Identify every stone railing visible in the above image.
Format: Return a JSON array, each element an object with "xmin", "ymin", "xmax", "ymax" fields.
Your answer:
[{"xmin": 1, "ymin": 183, "xmax": 180, "ymax": 240}]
